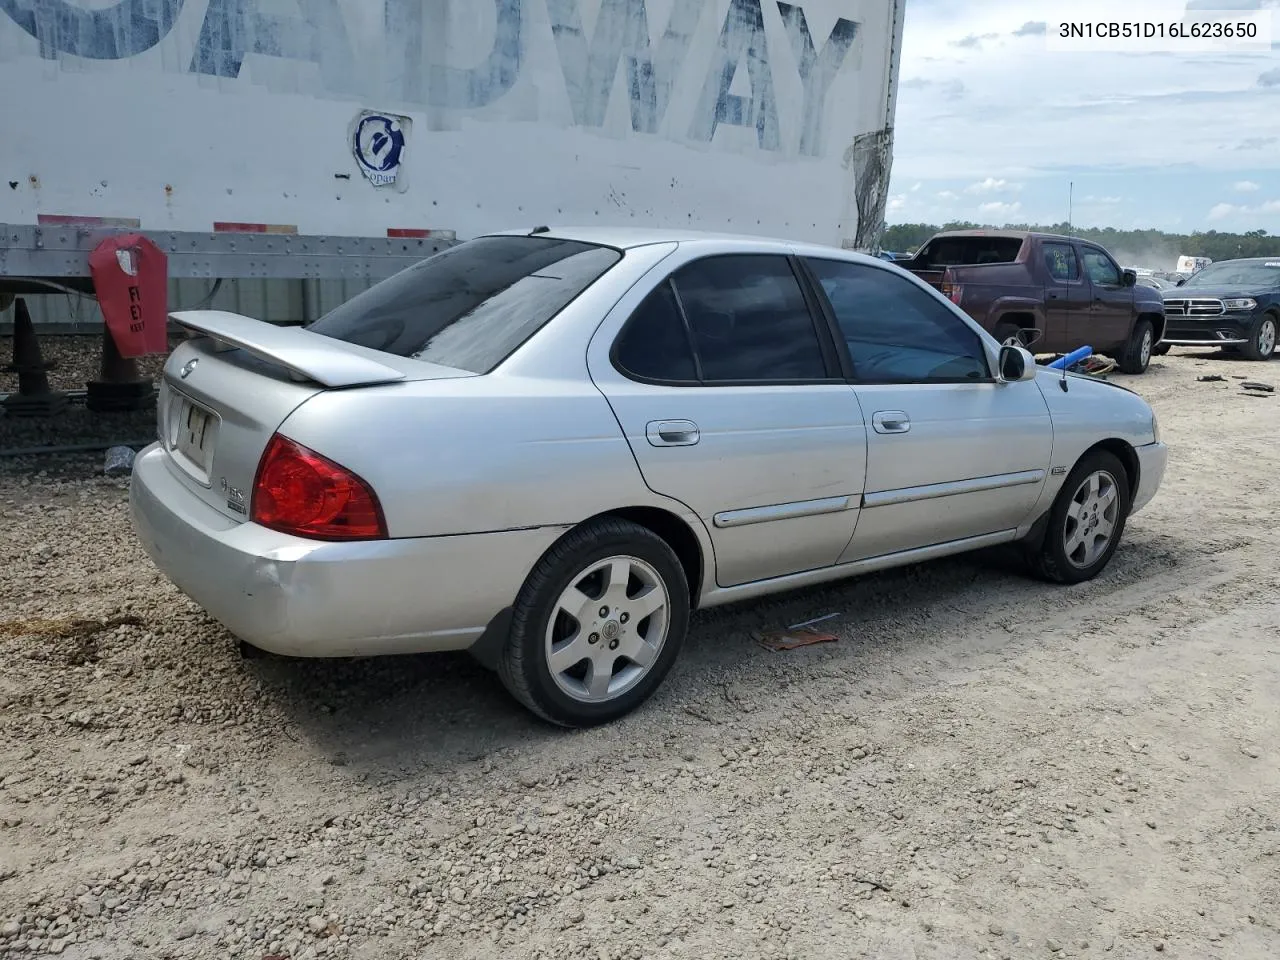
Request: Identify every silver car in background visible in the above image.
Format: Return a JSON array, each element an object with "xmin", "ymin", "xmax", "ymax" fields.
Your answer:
[{"xmin": 130, "ymin": 227, "xmax": 1168, "ymax": 727}]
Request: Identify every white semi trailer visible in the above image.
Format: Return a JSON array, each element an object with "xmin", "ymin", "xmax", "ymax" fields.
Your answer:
[{"xmin": 0, "ymin": 0, "xmax": 905, "ymax": 291}]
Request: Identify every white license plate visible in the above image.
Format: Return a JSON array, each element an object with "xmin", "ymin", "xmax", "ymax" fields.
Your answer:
[{"xmin": 176, "ymin": 400, "xmax": 215, "ymax": 472}]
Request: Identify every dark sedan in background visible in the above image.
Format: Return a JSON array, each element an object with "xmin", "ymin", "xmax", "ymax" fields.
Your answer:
[{"xmin": 1157, "ymin": 258, "xmax": 1280, "ymax": 361}]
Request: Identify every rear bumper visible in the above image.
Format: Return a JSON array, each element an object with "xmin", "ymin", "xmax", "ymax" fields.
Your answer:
[
  {"xmin": 129, "ymin": 444, "xmax": 564, "ymax": 657},
  {"xmin": 1131, "ymin": 441, "xmax": 1167, "ymax": 516}
]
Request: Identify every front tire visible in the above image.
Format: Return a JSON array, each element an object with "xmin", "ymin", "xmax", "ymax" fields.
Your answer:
[
  {"xmin": 1026, "ymin": 449, "xmax": 1131, "ymax": 585},
  {"xmin": 1152, "ymin": 343, "xmax": 1170, "ymax": 356},
  {"xmin": 1116, "ymin": 318, "xmax": 1154, "ymax": 374},
  {"xmin": 498, "ymin": 518, "xmax": 690, "ymax": 727},
  {"xmin": 1240, "ymin": 314, "xmax": 1277, "ymax": 362}
]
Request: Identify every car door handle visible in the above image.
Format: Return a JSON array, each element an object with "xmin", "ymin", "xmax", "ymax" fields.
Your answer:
[
  {"xmin": 646, "ymin": 420, "xmax": 700, "ymax": 446},
  {"xmin": 1047, "ymin": 291, "xmax": 1062, "ymax": 300},
  {"xmin": 872, "ymin": 411, "xmax": 911, "ymax": 435}
]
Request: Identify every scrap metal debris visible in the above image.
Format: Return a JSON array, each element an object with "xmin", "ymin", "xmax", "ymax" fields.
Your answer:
[
  {"xmin": 1075, "ymin": 355, "xmax": 1115, "ymax": 376},
  {"xmin": 1197, "ymin": 375, "xmax": 1226, "ymax": 383},
  {"xmin": 758, "ymin": 613, "xmax": 842, "ymax": 652},
  {"xmin": 104, "ymin": 445, "xmax": 137, "ymax": 476},
  {"xmin": 1241, "ymin": 381, "xmax": 1274, "ymax": 393}
]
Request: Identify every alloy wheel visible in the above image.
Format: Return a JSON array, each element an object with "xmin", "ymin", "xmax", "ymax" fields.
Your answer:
[
  {"xmin": 543, "ymin": 555, "xmax": 671, "ymax": 703},
  {"xmin": 1063, "ymin": 470, "xmax": 1120, "ymax": 569}
]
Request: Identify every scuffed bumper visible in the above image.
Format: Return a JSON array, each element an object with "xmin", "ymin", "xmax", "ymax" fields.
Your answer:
[{"xmin": 129, "ymin": 444, "xmax": 563, "ymax": 658}]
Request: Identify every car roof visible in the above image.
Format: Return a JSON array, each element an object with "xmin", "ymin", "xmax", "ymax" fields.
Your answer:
[
  {"xmin": 479, "ymin": 225, "xmax": 889, "ymax": 267},
  {"xmin": 928, "ymin": 229, "xmax": 1083, "ymax": 244}
]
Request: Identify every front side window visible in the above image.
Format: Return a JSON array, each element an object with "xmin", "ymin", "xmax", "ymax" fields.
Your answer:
[
  {"xmin": 1081, "ymin": 247, "xmax": 1121, "ymax": 286},
  {"xmin": 806, "ymin": 258, "xmax": 990, "ymax": 384},
  {"xmin": 307, "ymin": 236, "xmax": 621, "ymax": 373},
  {"xmin": 1042, "ymin": 242, "xmax": 1081, "ymax": 282},
  {"xmin": 613, "ymin": 254, "xmax": 829, "ymax": 384}
]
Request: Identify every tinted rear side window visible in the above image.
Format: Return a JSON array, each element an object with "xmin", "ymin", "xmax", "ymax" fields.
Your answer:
[
  {"xmin": 916, "ymin": 237, "xmax": 1023, "ymax": 267},
  {"xmin": 307, "ymin": 236, "xmax": 621, "ymax": 373},
  {"xmin": 673, "ymin": 255, "xmax": 827, "ymax": 381},
  {"xmin": 614, "ymin": 281, "xmax": 699, "ymax": 382}
]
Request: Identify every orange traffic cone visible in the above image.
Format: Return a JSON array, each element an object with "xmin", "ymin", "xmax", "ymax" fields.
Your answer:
[{"xmin": 3, "ymin": 298, "xmax": 68, "ymax": 417}]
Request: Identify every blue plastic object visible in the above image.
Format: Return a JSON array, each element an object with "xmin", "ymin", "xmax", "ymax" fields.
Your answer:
[{"xmin": 1047, "ymin": 345, "xmax": 1092, "ymax": 370}]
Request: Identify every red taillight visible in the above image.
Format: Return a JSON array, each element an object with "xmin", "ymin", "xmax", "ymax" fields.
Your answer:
[
  {"xmin": 251, "ymin": 434, "xmax": 387, "ymax": 541},
  {"xmin": 942, "ymin": 281, "xmax": 963, "ymax": 305}
]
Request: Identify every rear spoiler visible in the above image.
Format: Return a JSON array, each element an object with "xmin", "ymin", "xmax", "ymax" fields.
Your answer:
[{"xmin": 170, "ymin": 310, "xmax": 406, "ymax": 388}]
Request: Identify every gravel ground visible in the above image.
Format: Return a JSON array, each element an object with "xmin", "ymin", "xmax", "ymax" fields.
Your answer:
[
  {"xmin": 0, "ymin": 335, "xmax": 169, "ymax": 394},
  {"xmin": 1, "ymin": 334, "xmax": 165, "ymax": 455},
  {"xmin": 1, "ymin": 344, "xmax": 1278, "ymax": 960}
]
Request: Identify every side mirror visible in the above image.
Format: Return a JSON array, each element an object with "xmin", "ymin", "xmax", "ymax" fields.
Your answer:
[
  {"xmin": 999, "ymin": 344, "xmax": 1038, "ymax": 383},
  {"xmin": 1121, "ymin": 269, "xmax": 1137, "ymax": 287}
]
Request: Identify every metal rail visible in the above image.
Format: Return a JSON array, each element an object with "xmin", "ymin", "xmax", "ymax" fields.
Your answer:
[
  {"xmin": 0, "ymin": 388, "xmax": 159, "ymax": 405},
  {"xmin": 0, "ymin": 438, "xmax": 155, "ymax": 458},
  {"xmin": 1, "ymin": 224, "xmax": 455, "ymax": 284}
]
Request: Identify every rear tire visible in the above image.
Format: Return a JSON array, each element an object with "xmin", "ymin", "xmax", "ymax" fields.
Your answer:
[
  {"xmin": 1240, "ymin": 314, "xmax": 1277, "ymax": 362},
  {"xmin": 497, "ymin": 518, "xmax": 690, "ymax": 728},
  {"xmin": 1116, "ymin": 318, "xmax": 1154, "ymax": 374},
  {"xmin": 1026, "ymin": 449, "xmax": 1131, "ymax": 585}
]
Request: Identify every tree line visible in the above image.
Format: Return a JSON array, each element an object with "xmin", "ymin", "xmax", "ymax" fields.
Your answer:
[{"xmin": 881, "ymin": 221, "xmax": 1280, "ymax": 269}]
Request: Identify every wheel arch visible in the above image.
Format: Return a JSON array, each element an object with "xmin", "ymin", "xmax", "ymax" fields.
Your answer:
[
  {"xmin": 1084, "ymin": 438, "xmax": 1139, "ymax": 505},
  {"xmin": 469, "ymin": 505, "xmax": 707, "ymax": 673},
  {"xmin": 993, "ymin": 309, "xmax": 1038, "ymax": 332},
  {"xmin": 595, "ymin": 506, "xmax": 706, "ymax": 606},
  {"xmin": 1022, "ymin": 438, "xmax": 1139, "ymax": 554},
  {"xmin": 1137, "ymin": 311, "xmax": 1165, "ymax": 342}
]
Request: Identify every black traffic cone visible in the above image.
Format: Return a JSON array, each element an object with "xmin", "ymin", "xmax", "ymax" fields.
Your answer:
[
  {"xmin": 3, "ymin": 298, "xmax": 68, "ymax": 417},
  {"xmin": 86, "ymin": 326, "xmax": 154, "ymax": 413}
]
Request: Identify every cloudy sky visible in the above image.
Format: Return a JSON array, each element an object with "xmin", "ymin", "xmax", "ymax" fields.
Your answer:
[{"xmin": 886, "ymin": 0, "xmax": 1280, "ymax": 232}]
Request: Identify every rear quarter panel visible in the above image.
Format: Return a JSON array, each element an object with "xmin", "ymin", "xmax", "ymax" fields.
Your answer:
[
  {"xmin": 274, "ymin": 240, "xmax": 710, "ymax": 544},
  {"xmin": 276, "ymin": 375, "xmax": 666, "ymax": 538},
  {"xmin": 950, "ymin": 263, "xmax": 1045, "ymax": 333}
]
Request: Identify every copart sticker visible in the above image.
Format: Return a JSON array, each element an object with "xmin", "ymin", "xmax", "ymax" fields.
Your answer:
[{"xmin": 350, "ymin": 111, "xmax": 411, "ymax": 191}]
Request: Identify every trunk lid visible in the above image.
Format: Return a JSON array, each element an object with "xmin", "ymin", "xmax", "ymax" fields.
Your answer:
[{"xmin": 157, "ymin": 310, "xmax": 471, "ymax": 522}]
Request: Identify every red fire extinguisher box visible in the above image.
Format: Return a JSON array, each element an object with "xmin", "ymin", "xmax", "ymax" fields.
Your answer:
[{"xmin": 88, "ymin": 234, "xmax": 169, "ymax": 358}]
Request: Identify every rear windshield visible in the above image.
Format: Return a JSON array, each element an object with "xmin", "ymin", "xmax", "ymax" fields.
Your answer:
[
  {"xmin": 915, "ymin": 237, "xmax": 1024, "ymax": 267},
  {"xmin": 307, "ymin": 235, "xmax": 622, "ymax": 373}
]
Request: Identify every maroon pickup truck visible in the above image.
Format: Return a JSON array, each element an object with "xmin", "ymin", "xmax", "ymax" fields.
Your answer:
[{"xmin": 902, "ymin": 231, "xmax": 1166, "ymax": 374}]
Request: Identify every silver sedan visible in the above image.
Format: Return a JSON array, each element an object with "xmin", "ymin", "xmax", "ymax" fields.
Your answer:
[{"xmin": 130, "ymin": 227, "xmax": 1168, "ymax": 727}]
